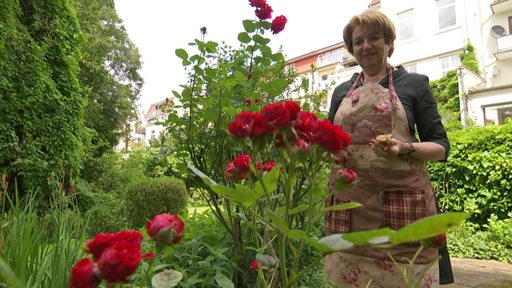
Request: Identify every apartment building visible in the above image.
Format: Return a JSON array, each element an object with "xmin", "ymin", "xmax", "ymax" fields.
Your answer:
[{"xmin": 286, "ymin": 0, "xmax": 512, "ymax": 125}]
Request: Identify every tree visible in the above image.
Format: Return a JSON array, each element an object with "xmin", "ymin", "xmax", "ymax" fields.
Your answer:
[{"xmin": 74, "ymin": 0, "xmax": 143, "ymax": 181}]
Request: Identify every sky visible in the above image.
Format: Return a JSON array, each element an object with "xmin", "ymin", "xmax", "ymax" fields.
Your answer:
[{"xmin": 114, "ymin": 0, "xmax": 370, "ymax": 113}]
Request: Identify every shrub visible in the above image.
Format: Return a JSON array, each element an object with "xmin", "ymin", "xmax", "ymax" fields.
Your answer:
[
  {"xmin": 85, "ymin": 192, "xmax": 128, "ymax": 236},
  {"xmin": 123, "ymin": 177, "xmax": 188, "ymax": 228}
]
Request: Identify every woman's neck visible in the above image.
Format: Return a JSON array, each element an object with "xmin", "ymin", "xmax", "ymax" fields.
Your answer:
[{"xmin": 362, "ymin": 66, "xmax": 389, "ymax": 84}]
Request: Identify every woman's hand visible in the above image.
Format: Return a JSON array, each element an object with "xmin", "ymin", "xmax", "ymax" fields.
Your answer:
[{"xmin": 368, "ymin": 135, "xmax": 407, "ymax": 158}]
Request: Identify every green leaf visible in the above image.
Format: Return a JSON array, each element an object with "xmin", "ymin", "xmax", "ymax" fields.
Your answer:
[
  {"xmin": 237, "ymin": 32, "xmax": 251, "ymax": 43},
  {"xmin": 254, "ymin": 167, "xmax": 279, "ymax": 197},
  {"xmin": 266, "ymin": 209, "xmax": 289, "ymax": 233},
  {"xmin": 325, "ymin": 202, "xmax": 362, "ymax": 211},
  {"xmin": 215, "ymin": 273, "xmax": 234, "ymax": 288},
  {"xmin": 342, "ymin": 228, "xmax": 395, "ymax": 245},
  {"xmin": 0, "ymin": 258, "xmax": 26, "ymax": 288},
  {"xmin": 317, "ymin": 234, "xmax": 354, "ymax": 253},
  {"xmin": 390, "ymin": 212, "xmax": 470, "ymax": 244},
  {"xmin": 252, "ymin": 34, "xmax": 270, "ymax": 46},
  {"xmin": 287, "ymin": 204, "xmax": 309, "ymax": 215},
  {"xmin": 188, "ymin": 164, "xmax": 217, "ymax": 186},
  {"xmin": 242, "ymin": 20, "xmax": 256, "ymax": 33},
  {"xmin": 256, "ymin": 253, "xmax": 279, "ymax": 267},
  {"xmin": 288, "ymin": 229, "xmax": 308, "ymax": 240},
  {"xmin": 175, "ymin": 48, "xmax": 189, "ymax": 60},
  {"xmin": 211, "ymin": 184, "xmax": 258, "ymax": 206},
  {"xmin": 152, "ymin": 269, "xmax": 183, "ymax": 288}
]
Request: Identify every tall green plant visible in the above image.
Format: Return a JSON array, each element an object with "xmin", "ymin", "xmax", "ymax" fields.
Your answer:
[{"xmin": 165, "ymin": 7, "xmax": 297, "ymax": 286}]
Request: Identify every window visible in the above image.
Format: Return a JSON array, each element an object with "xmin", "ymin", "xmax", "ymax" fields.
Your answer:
[
  {"xmin": 437, "ymin": 0, "xmax": 456, "ymax": 30},
  {"xmin": 440, "ymin": 54, "xmax": 460, "ymax": 76},
  {"xmin": 498, "ymin": 106, "xmax": 512, "ymax": 124},
  {"xmin": 398, "ymin": 9, "xmax": 414, "ymax": 40},
  {"xmin": 404, "ymin": 63, "xmax": 417, "ymax": 73}
]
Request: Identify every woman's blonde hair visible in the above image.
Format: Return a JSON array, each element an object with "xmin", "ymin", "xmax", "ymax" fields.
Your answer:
[{"xmin": 343, "ymin": 9, "xmax": 396, "ymax": 57}]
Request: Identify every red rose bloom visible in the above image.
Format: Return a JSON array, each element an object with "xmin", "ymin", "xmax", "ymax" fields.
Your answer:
[
  {"xmin": 257, "ymin": 161, "xmax": 276, "ymax": 172},
  {"xmin": 311, "ymin": 120, "xmax": 351, "ymax": 152},
  {"xmin": 249, "ymin": 0, "xmax": 266, "ymax": 8},
  {"xmin": 292, "ymin": 138, "xmax": 310, "ymax": 154},
  {"xmin": 69, "ymin": 258, "xmax": 101, "ymax": 288},
  {"xmin": 228, "ymin": 111, "xmax": 270, "ymax": 138},
  {"xmin": 96, "ymin": 241, "xmax": 143, "ymax": 284},
  {"xmin": 85, "ymin": 231, "xmax": 143, "ymax": 262},
  {"xmin": 271, "ymin": 15, "xmax": 287, "ymax": 34},
  {"xmin": 224, "ymin": 161, "xmax": 235, "ymax": 179},
  {"xmin": 146, "ymin": 213, "xmax": 185, "ymax": 245},
  {"xmin": 245, "ymin": 98, "xmax": 251, "ymax": 106},
  {"xmin": 294, "ymin": 111, "xmax": 319, "ymax": 141},
  {"xmin": 255, "ymin": 4, "xmax": 273, "ymax": 20},
  {"xmin": 233, "ymin": 154, "xmax": 252, "ymax": 180},
  {"xmin": 261, "ymin": 101, "xmax": 301, "ymax": 128},
  {"xmin": 336, "ymin": 168, "xmax": 357, "ymax": 184},
  {"xmin": 249, "ymin": 259, "xmax": 259, "ymax": 271}
]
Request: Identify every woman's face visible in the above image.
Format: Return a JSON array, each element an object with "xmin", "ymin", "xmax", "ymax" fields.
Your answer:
[{"xmin": 351, "ymin": 24, "xmax": 391, "ymax": 74}]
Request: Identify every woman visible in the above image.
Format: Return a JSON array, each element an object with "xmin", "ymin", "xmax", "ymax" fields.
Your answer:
[{"xmin": 324, "ymin": 9, "xmax": 451, "ymax": 287}]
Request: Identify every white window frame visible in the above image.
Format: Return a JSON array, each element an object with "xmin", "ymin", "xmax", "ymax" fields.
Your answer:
[
  {"xmin": 440, "ymin": 54, "xmax": 460, "ymax": 76},
  {"xmin": 436, "ymin": 0, "xmax": 456, "ymax": 30},
  {"xmin": 398, "ymin": 9, "xmax": 414, "ymax": 41}
]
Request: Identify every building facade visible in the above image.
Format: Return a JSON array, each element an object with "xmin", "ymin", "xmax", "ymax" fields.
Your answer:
[{"xmin": 286, "ymin": 0, "xmax": 512, "ymax": 125}]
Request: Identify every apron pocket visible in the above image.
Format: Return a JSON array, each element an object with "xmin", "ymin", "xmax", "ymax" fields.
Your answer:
[
  {"xmin": 325, "ymin": 196, "xmax": 351, "ymax": 233},
  {"xmin": 381, "ymin": 188, "xmax": 427, "ymax": 231}
]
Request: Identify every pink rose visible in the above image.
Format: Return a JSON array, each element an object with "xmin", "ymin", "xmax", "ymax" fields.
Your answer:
[
  {"xmin": 292, "ymin": 138, "xmax": 310, "ymax": 154},
  {"xmin": 146, "ymin": 213, "xmax": 185, "ymax": 245},
  {"xmin": 69, "ymin": 258, "xmax": 101, "ymax": 288},
  {"xmin": 271, "ymin": 15, "xmax": 287, "ymax": 34},
  {"xmin": 336, "ymin": 168, "xmax": 357, "ymax": 184}
]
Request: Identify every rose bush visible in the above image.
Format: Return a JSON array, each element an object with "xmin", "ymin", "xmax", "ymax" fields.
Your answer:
[{"xmin": 69, "ymin": 214, "xmax": 185, "ymax": 288}]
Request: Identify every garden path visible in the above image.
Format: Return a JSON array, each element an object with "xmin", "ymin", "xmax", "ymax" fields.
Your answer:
[{"xmin": 445, "ymin": 258, "xmax": 512, "ymax": 288}]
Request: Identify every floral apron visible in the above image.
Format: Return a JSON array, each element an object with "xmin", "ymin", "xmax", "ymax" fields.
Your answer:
[{"xmin": 324, "ymin": 66, "xmax": 439, "ymax": 287}]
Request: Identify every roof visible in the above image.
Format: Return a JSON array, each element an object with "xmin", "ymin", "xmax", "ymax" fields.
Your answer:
[{"xmin": 368, "ymin": 0, "xmax": 381, "ymax": 7}]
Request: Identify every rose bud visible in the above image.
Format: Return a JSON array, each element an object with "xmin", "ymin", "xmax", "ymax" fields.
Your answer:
[{"xmin": 146, "ymin": 214, "xmax": 185, "ymax": 245}]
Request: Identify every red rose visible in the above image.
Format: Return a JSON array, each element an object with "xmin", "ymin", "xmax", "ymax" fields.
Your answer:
[
  {"xmin": 311, "ymin": 120, "xmax": 351, "ymax": 152},
  {"xmin": 271, "ymin": 15, "xmax": 287, "ymax": 34},
  {"xmin": 224, "ymin": 161, "xmax": 235, "ymax": 179},
  {"xmin": 245, "ymin": 98, "xmax": 251, "ymax": 106},
  {"xmin": 146, "ymin": 213, "xmax": 185, "ymax": 245},
  {"xmin": 261, "ymin": 101, "xmax": 301, "ymax": 128},
  {"xmin": 85, "ymin": 231, "xmax": 143, "ymax": 262},
  {"xmin": 257, "ymin": 161, "xmax": 276, "ymax": 172},
  {"xmin": 336, "ymin": 168, "xmax": 357, "ymax": 184},
  {"xmin": 228, "ymin": 112, "xmax": 270, "ymax": 138},
  {"xmin": 232, "ymin": 154, "xmax": 252, "ymax": 180},
  {"xmin": 292, "ymin": 138, "xmax": 310, "ymax": 154},
  {"xmin": 249, "ymin": 259, "xmax": 259, "ymax": 271},
  {"xmin": 96, "ymin": 241, "xmax": 143, "ymax": 284},
  {"xmin": 294, "ymin": 111, "xmax": 319, "ymax": 141},
  {"xmin": 255, "ymin": 4, "xmax": 272, "ymax": 20},
  {"xmin": 69, "ymin": 258, "xmax": 101, "ymax": 288},
  {"xmin": 248, "ymin": 0, "xmax": 266, "ymax": 8}
]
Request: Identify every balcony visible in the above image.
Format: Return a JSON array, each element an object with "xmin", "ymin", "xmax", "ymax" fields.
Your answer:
[
  {"xmin": 495, "ymin": 34, "xmax": 512, "ymax": 60},
  {"xmin": 491, "ymin": 0, "xmax": 512, "ymax": 14}
]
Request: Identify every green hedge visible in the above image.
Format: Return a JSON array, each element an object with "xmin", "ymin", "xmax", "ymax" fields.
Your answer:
[
  {"xmin": 429, "ymin": 122, "xmax": 512, "ymax": 225},
  {"xmin": 123, "ymin": 177, "xmax": 188, "ymax": 228}
]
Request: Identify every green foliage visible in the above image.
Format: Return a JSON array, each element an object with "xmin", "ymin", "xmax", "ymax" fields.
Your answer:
[
  {"xmin": 460, "ymin": 42, "xmax": 480, "ymax": 74},
  {"xmin": 447, "ymin": 214, "xmax": 512, "ymax": 263},
  {"xmin": 84, "ymin": 192, "xmax": 128, "ymax": 236},
  {"xmin": 0, "ymin": 192, "xmax": 87, "ymax": 287},
  {"xmin": 163, "ymin": 211, "xmax": 239, "ymax": 287},
  {"xmin": 123, "ymin": 177, "xmax": 189, "ymax": 228},
  {"xmin": 74, "ymin": 0, "xmax": 143, "ymax": 159},
  {"xmin": 428, "ymin": 122, "xmax": 512, "ymax": 225},
  {"xmin": 0, "ymin": 0, "xmax": 85, "ymax": 200}
]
